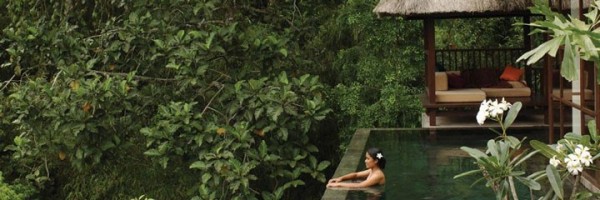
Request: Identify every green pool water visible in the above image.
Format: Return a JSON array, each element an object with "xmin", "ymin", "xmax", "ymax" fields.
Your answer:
[{"xmin": 341, "ymin": 129, "xmax": 549, "ymax": 200}]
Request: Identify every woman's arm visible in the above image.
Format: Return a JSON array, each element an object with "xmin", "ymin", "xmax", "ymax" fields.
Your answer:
[
  {"xmin": 328, "ymin": 169, "xmax": 370, "ymax": 183},
  {"xmin": 327, "ymin": 170, "xmax": 383, "ymax": 188}
]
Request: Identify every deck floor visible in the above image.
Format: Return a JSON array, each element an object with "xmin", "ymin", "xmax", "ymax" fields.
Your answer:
[{"xmin": 421, "ymin": 110, "xmax": 558, "ymax": 130}]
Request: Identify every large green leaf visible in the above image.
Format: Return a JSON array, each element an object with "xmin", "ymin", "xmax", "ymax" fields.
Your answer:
[
  {"xmin": 561, "ymin": 36, "xmax": 577, "ymax": 81},
  {"xmin": 461, "ymin": 146, "xmax": 487, "ymax": 159},
  {"xmin": 454, "ymin": 169, "xmax": 482, "ymax": 179},
  {"xmin": 317, "ymin": 161, "xmax": 330, "ymax": 171},
  {"xmin": 190, "ymin": 161, "xmax": 207, "ymax": 170},
  {"xmin": 517, "ymin": 37, "xmax": 563, "ymax": 65},
  {"xmin": 527, "ymin": 170, "xmax": 547, "ymax": 181},
  {"xmin": 588, "ymin": 120, "xmax": 598, "ymax": 143},
  {"xmin": 503, "ymin": 102, "xmax": 521, "ymax": 130},
  {"xmin": 505, "ymin": 135, "xmax": 521, "ymax": 149},
  {"xmin": 530, "ymin": 140, "xmax": 559, "ymax": 158},
  {"xmin": 515, "ymin": 176, "xmax": 541, "ymax": 190},
  {"xmin": 487, "ymin": 139, "xmax": 500, "ymax": 158},
  {"xmin": 546, "ymin": 165, "xmax": 563, "ymax": 199},
  {"xmin": 512, "ymin": 149, "xmax": 538, "ymax": 167}
]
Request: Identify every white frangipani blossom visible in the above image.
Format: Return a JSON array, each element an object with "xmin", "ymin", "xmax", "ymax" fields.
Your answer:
[
  {"xmin": 553, "ymin": 143, "xmax": 596, "ymax": 176},
  {"xmin": 575, "ymin": 145, "xmax": 593, "ymax": 167},
  {"xmin": 565, "ymin": 154, "xmax": 584, "ymax": 175},
  {"xmin": 489, "ymin": 99, "xmax": 503, "ymax": 117},
  {"xmin": 566, "ymin": 159, "xmax": 583, "ymax": 175},
  {"xmin": 475, "ymin": 98, "xmax": 511, "ymax": 125},
  {"xmin": 549, "ymin": 156, "xmax": 561, "ymax": 167},
  {"xmin": 580, "ymin": 152, "xmax": 593, "ymax": 167},
  {"xmin": 476, "ymin": 111, "xmax": 487, "ymax": 125},
  {"xmin": 555, "ymin": 143, "xmax": 564, "ymax": 152},
  {"xmin": 497, "ymin": 98, "xmax": 510, "ymax": 111}
]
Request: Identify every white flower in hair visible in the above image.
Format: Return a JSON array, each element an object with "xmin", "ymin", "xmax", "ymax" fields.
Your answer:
[{"xmin": 376, "ymin": 153, "xmax": 383, "ymax": 159}]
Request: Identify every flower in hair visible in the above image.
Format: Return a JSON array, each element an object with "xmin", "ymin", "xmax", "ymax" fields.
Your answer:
[{"xmin": 376, "ymin": 153, "xmax": 383, "ymax": 159}]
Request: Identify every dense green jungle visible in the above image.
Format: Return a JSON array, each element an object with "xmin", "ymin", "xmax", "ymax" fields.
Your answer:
[{"xmin": 0, "ymin": 0, "xmax": 525, "ymax": 199}]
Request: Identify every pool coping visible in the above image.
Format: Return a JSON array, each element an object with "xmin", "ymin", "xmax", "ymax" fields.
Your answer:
[{"xmin": 320, "ymin": 128, "xmax": 370, "ymax": 200}]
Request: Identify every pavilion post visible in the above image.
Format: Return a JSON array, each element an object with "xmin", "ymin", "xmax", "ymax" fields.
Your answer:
[{"xmin": 424, "ymin": 18, "xmax": 436, "ymax": 126}]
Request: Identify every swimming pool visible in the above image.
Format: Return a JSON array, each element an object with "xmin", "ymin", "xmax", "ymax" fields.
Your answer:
[{"xmin": 322, "ymin": 128, "xmax": 549, "ymax": 200}]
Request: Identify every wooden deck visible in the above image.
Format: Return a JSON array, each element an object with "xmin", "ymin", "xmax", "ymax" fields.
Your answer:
[
  {"xmin": 421, "ymin": 110, "xmax": 548, "ymax": 129},
  {"xmin": 420, "ymin": 94, "xmax": 549, "ymax": 127},
  {"xmin": 421, "ymin": 108, "xmax": 597, "ymax": 130},
  {"xmin": 420, "ymin": 94, "xmax": 547, "ymax": 109}
]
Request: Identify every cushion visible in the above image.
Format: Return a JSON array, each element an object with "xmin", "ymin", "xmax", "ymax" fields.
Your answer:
[
  {"xmin": 435, "ymin": 89, "xmax": 486, "ymax": 102},
  {"xmin": 435, "ymin": 72, "xmax": 448, "ymax": 91},
  {"xmin": 463, "ymin": 68, "xmax": 501, "ymax": 88},
  {"xmin": 486, "ymin": 81, "xmax": 512, "ymax": 88},
  {"xmin": 446, "ymin": 71, "xmax": 461, "ymax": 75},
  {"xmin": 447, "ymin": 73, "xmax": 466, "ymax": 88},
  {"xmin": 500, "ymin": 65, "xmax": 524, "ymax": 81},
  {"xmin": 507, "ymin": 81, "xmax": 527, "ymax": 88}
]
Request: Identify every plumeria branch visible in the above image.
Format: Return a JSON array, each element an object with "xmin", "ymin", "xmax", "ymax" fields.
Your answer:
[{"xmin": 476, "ymin": 98, "xmax": 512, "ymax": 139}]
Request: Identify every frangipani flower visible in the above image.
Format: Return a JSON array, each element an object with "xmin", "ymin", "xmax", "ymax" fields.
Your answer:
[
  {"xmin": 489, "ymin": 99, "xmax": 503, "ymax": 117},
  {"xmin": 475, "ymin": 98, "xmax": 512, "ymax": 125},
  {"xmin": 575, "ymin": 145, "xmax": 593, "ymax": 167},
  {"xmin": 549, "ymin": 156, "xmax": 561, "ymax": 167},
  {"xmin": 565, "ymin": 154, "xmax": 584, "ymax": 175},
  {"xmin": 497, "ymin": 98, "xmax": 510, "ymax": 111},
  {"xmin": 476, "ymin": 110, "xmax": 487, "ymax": 125},
  {"xmin": 566, "ymin": 159, "xmax": 584, "ymax": 175},
  {"xmin": 553, "ymin": 143, "xmax": 596, "ymax": 176},
  {"xmin": 555, "ymin": 143, "xmax": 564, "ymax": 153},
  {"xmin": 376, "ymin": 153, "xmax": 383, "ymax": 159}
]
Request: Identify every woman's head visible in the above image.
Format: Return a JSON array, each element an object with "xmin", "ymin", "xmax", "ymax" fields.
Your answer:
[{"xmin": 365, "ymin": 147, "xmax": 386, "ymax": 169}]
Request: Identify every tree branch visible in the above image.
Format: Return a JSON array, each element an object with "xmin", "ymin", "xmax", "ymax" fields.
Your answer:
[{"xmin": 90, "ymin": 70, "xmax": 177, "ymax": 82}]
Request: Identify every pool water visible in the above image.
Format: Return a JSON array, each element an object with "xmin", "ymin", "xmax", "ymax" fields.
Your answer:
[{"xmin": 345, "ymin": 129, "xmax": 549, "ymax": 200}]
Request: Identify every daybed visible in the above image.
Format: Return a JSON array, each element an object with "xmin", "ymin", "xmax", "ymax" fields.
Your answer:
[{"xmin": 433, "ymin": 66, "xmax": 531, "ymax": 103}]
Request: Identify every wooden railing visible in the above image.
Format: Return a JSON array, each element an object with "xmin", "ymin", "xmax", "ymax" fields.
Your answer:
[
  {"xmin": 435, "ymin": 48, "xmax": 544, "ymax": 96},
  {"xmin": 436, "ymin": 48, "xmax": 527, "ymax": 71}
]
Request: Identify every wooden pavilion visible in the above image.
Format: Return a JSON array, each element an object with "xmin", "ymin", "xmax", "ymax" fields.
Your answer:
[{"xmin": 373, "ymin": 0, "xmax": 599, "ymax": 143}]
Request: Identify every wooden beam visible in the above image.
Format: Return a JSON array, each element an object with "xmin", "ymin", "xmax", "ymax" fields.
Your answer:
[
  {"xmin": 523, "ymin": 16, "xmax": 531, "ymax": 50},
  {"xmin": 545, "ymin": 32, "xmax": 554, "ymax": 143},
  {"xmin": 596, "ymin": 64, "xmax": 600, "ymax": 135},
  {"xmin": 424, "ymin": 18, "xmax": 436, "ymax": 126}
]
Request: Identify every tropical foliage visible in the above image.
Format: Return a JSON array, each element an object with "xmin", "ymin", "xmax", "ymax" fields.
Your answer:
[
  {"xmin": 456, "ymin": 100, "xmax": 542, "ymax": 200},
  {"xmin": 530, "ymin": 121, "xmax": 600, "ymax": 199},
  {"xmin": 458, "ymin": 99, "xmax": 600, "ymax": 200},
  {"xmin": 316, "ymin": 0, "xmax": 425, "ymax": 144},
  {"xmin": 436, "ymin": 17, "xmax": 525, "ymax": 49},
  {"xmin": 518, "ymin": 0, "xmax": 600, "ymax": 83},
  {"xmin": 0, "ymin": 0, "xmax": 336, "ymax": 199},
  {"xmin": 458, "ymin": 1, "xmax": 600, "ymax": 199},
  {"xmin": 0, "ymin": 0, "xmax": 430, "ymax": 199}
]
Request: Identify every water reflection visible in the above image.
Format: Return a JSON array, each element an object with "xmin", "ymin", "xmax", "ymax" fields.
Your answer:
[{"xmin": 332, "ymin": 185, "xmax": 384, "ymax": 200}]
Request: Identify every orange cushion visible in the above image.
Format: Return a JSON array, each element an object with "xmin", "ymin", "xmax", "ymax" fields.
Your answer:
[{"xmin": 500, "ymin": 65, "xmax": 523, "ymax": 81}]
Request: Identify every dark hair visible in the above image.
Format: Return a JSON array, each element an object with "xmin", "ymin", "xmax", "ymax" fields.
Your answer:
[{"xmin": 367, "ymin": 147, "xmax": 386, "ymax": 169}]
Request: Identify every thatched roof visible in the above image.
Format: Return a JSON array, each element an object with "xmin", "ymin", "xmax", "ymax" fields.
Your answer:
[{"xmin": 373, "ymin": 0, "xmax": 591, "ymax": 18}]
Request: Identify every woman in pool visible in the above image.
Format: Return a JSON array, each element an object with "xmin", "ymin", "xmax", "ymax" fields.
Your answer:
[{"xmin": 326, "ymin": 147, "xmax": 386, "ymax": 188}]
